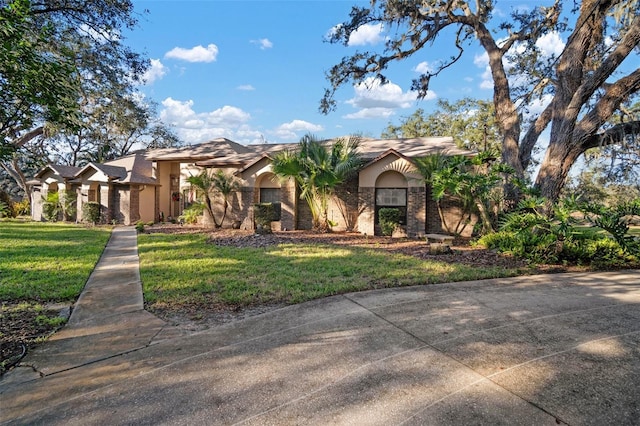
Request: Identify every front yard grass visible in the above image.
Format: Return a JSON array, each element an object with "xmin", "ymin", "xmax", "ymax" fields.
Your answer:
[
  {"xmin": 0, "ymin": 220, "xmax": 112, "ymax": 301},
  {"xmin": 138, "ymin": 233, "xmax": 524, "ymax": 309},
  {"xmin": 0, "ymin": 220, "xmax": 112, "ymax": 373}
]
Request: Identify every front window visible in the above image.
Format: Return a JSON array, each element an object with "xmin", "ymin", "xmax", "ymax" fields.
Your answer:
[{"xmin": 375, "ymin": 188, "xmax": 407, "ymax": 233}]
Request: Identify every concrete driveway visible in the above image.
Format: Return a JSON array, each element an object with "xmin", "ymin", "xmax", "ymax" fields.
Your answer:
[{"xmin": 2, "ymin": 270, "xmax": 640, "ymax": 425}]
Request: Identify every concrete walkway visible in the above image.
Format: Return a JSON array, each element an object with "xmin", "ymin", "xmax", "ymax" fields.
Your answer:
[{"xmin": 1, "ymin": 227, "xmax": 640, "ymax": 425}]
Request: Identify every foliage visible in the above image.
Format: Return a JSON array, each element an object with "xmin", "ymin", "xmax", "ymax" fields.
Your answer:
[
  {"xmin": 1, "ymin": 0, "xmax": 147, "ymax": 158},
  {"xmin": 0, "ymin": 190, "xmax": 14, "ymax": 217},
  {"xmin": 0, "ymin": 221, "xmax": 111, "ymax": 301},
  {"xmin": 322, "ymin": 0, "xmax": 640, "ymax": 204},
  {"xmin": 253, "ymin": 203, "xmax": 276, "ymax": 234},
  {"xmin": 378, "ymin": 207, "xmax": 402, "ymax": 236},
  {"xmin": 41, "ymin": 192, "xmax": 59, "ymax": 222},
  {"xmin": 580, "ymin": 200, "xmax": 640, "ymax": 255},
  {"xmin": 179, "ymin": 202, "xmax": 204, "ymax": 225},
  {"xmin": 415, "ymin": 151, "xmax": 513, "ymax": 236},
  {"xmin": 137, "ymin": 233, "xmax": 522, "ymax": 308},
  {"xmin": 186, "ymin": 170, "xmax": 240, "ymax": 228},
  {"xmin": 12, "ymin": 198, "xmax": 29, "ymax": 216},
  {"xmin": 135, "ymin": 221, "xmax": 145, "ymax": 233},
  {"xmin": 477, "ymin": 195, "xmax": 639, "ymax": 267},
  {"xmin": 270, "ymin": 134, "xmax": 363, "ymax": 232},
  {"xmin": 82, "ymin": 201, "xmax": 101, "ymax": 225},
  {"xmin": 0, "ymin": 200, "xmax": 9, "ymax": 218},
  {"xmin": 382, "ymin": 99, "xmax": 502, "ymax": 153}
]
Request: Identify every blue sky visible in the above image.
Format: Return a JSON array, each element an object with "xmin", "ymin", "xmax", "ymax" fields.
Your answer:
[{"xmin": 126, "ymin": 1, "xmax": 564, "ymax": 146}]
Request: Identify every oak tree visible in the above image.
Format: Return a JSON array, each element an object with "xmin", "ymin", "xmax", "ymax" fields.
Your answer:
[{"xmin": 322, "ymin": 0, "xmax": 640, "ymax": 203}]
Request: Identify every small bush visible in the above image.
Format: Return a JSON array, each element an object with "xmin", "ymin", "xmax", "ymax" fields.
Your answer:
[
  {"xmin": 0, "ymin": 191, "xmax": 15, "ymax": 218},
  {"xmin": 254, "ymin": 203, "xmax": 276, "ymax": 234},
  {"xmin": 82, "ymin": 202, "xmax": 101, "ymax": 224},
  {"xmin": 135, "ymin": 221, "xmax": 145, "ymax": 233},
  {"xmin": 42, "ymin": 202, "xmax": 59, "ymax": 222},
  {"xmin": 180, "ymin": 203, "xmax": 204, "ymax": 224},
  {"xmin": 12, "ymin": 199, "xmax": 30, "ymax": 216},
  {"xmin": 0, "ymin": 200, "xmax": 10, "ymax": 218},
  {"xmin": 379, "ymin": 207, "xmax": 402, "ymax": 236}
]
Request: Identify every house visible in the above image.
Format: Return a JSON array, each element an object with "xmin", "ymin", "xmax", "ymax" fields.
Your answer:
[{"xmin": 30, "ymin": 136, "xmax": 476, "ymax": 236}]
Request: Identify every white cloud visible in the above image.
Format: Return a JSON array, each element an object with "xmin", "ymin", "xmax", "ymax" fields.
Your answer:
[
  {"xmin": 165, "ymin": 44, "xmax": 219, "ymax": 63},
  {"xmin": 159, "ymin": 97, "xmax": 253, "ymax": 144},
  {"xmin": 414, "ymin": 61, "xmax": 433, "ymax": 74},
  {"xmin": 343, "ymin": 108, "xmax": 395, "ymax": 120},
  {"xmin": 536, "ymin": 31, "xmax": 565, "ymax": 57},
  {"xmin": 343, "ymin": 77, "xmax": 435, "ymax": 119},
  {"xmin": 251, "ymin": 38, "xmax": 273, "ymax": 50},
  {"xmin": 348, "ymin": 23, "xmax": 385, "ymax": 46},
  {"xmin": 273, "ymin": 120, "xmax": 324, "ymax": 141},
  {"xmin": 237, "ymin": 84, "xmax": 255, "ymax": 91},
  {"xmin": 142, "ymin": 59, "xmax": 168, "ymax": 85}
]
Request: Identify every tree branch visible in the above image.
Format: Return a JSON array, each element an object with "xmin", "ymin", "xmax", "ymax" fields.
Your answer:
[{"xmin": 582, "ymin": 121, "xmax": 640, "ymax": 151}]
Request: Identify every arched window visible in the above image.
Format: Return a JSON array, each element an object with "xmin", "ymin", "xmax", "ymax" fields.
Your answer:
[
  {"xmin": 374, "ymin": 171, "xmax": 407, "ymax": 234},
  {"xmin": 257, "ymin": 172, "xmax": 282, "ymax": 220}
]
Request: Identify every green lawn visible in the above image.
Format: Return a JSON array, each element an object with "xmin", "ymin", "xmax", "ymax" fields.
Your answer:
[
  {"xmin": 137, "ymin": 233, "xmax": 525, "ymax": 308},
  {"xmin": 0, "ymin": 220, "xmax": 112, "ymax": 302}
]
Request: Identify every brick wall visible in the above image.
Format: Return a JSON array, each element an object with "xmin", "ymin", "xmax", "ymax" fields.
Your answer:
[
  {"xmin": 407, "ymin": 186, "xmax": 427, "ymax": 237},
  {"xmin": 357, "ymin": 187, "xmax": 375, "ymax": 235}
]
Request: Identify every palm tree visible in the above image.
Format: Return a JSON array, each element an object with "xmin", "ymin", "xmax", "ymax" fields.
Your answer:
[
  {"xmin": 187, "ymin": 169, "xmax": 239, "ymax": 228},
  {"xmin": 210, "ymin": 169, "xmax": 239, "ymax": 227},
  {"xmin": 271, "ymin": 134, "xmax": 362, "ymax": 232}
]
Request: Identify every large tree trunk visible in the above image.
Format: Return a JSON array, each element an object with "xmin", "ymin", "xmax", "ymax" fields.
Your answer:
[
  {"xmin": 535, "ymin": 139, "xmax": 583, "ymax": 202},
  {"xmin": 475, "ymin": 23, "xmax": 523, "ymax": 207}
]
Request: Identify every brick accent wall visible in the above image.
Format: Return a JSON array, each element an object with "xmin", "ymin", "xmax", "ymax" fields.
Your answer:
[
  {"xmin": 407, "ymin": 186, "xmax": 427, "ymax": 237},
  {"xmin": 129, "ymin": 185, "xmax": 141, "ymax": 224},
  {"xmin": 424, "ymin": 186, "xmax": 478, "ymax": 237},
  {"xmin": 357, "ymin": 187, "xmax": 375, "ymax": 235},
  {"xmin": 334, "ymin": 177, "xmax": 360, "ymax": 232}
]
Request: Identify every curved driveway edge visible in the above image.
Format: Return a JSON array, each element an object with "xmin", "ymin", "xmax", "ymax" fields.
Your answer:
[{"xmin": 1, "ymin": 227, "xmax": 639, "ymax": 425}]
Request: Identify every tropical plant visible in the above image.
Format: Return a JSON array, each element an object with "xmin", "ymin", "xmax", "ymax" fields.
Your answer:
[
  {"xmin": 415, "ymin": 151, "xmax": 512, "ymax": 236},
  {"xmin": 270, "ymin": 134, "xmax": 363, "ymax": 232},
  {"xmin": 179, "ymin": 202, "xmax": 204, "ymax": 225},
  {"xmin": 186, "ymin": 169, "xmax": 239, "ymax": 228}
]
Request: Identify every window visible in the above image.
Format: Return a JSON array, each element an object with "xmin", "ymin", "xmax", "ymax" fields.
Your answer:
[
  {"xmin": 259, "ymin": 188, "xmax": 282, "ymax": 221},
  {"xmin": 260, "ymin": 188, "xmax": 281, "ymax": 204},
  {"xmin": 375, "ymin": 188, "xmax": 407, "ymax": 232},
  {"xmin": 376, "ymin": 188, "xmax": 406, "ymax": 206}
]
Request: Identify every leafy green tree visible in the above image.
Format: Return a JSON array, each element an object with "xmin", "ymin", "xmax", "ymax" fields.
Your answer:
[
  {"xmin": 271, "ymin": 134, "xmax": 363, "ymax": 232},
  {"xmin": 1, "ymin": 0, "xmax": 146, "ymax": 158},
  {"xmin": 186, "ymin": 170, "xmax": 239, "ymax": 228},
  {"xmin": 382, "ymin": 99, "xmax": 502, "ymax": 153},
  {"xmin": 322, "ymin": 0, "xmax": 640, "ymax": 204}
]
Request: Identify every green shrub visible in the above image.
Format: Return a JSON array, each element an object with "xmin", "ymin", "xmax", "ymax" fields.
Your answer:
[
  {"xmin": 42, "ymin": 202, "xmax": 59, "ymax": 222},
  {"xmin": 179, "ymin": 203, "xmax": 204, "ymax": 224},
  {"xmin": 254, "ymin": 203, "xmax": 276, "ymax": 234},
  {"xmin": 379, "ymin": 207, "xmax": 402, "ymax": 236},
  {"xmin": 0, "ymin": 200, "xmax": 10, "ymax": 218},
  {"xmin": 82, "ymin": 202, "xmax": 101, "ymax": 224},
  {"xmin": 0, "ymin": 191, "xmax": 15, "ymax": 218},
  {"xmin": 135, "ymin": 221, "xmax": 145, "ymax": 233}
]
